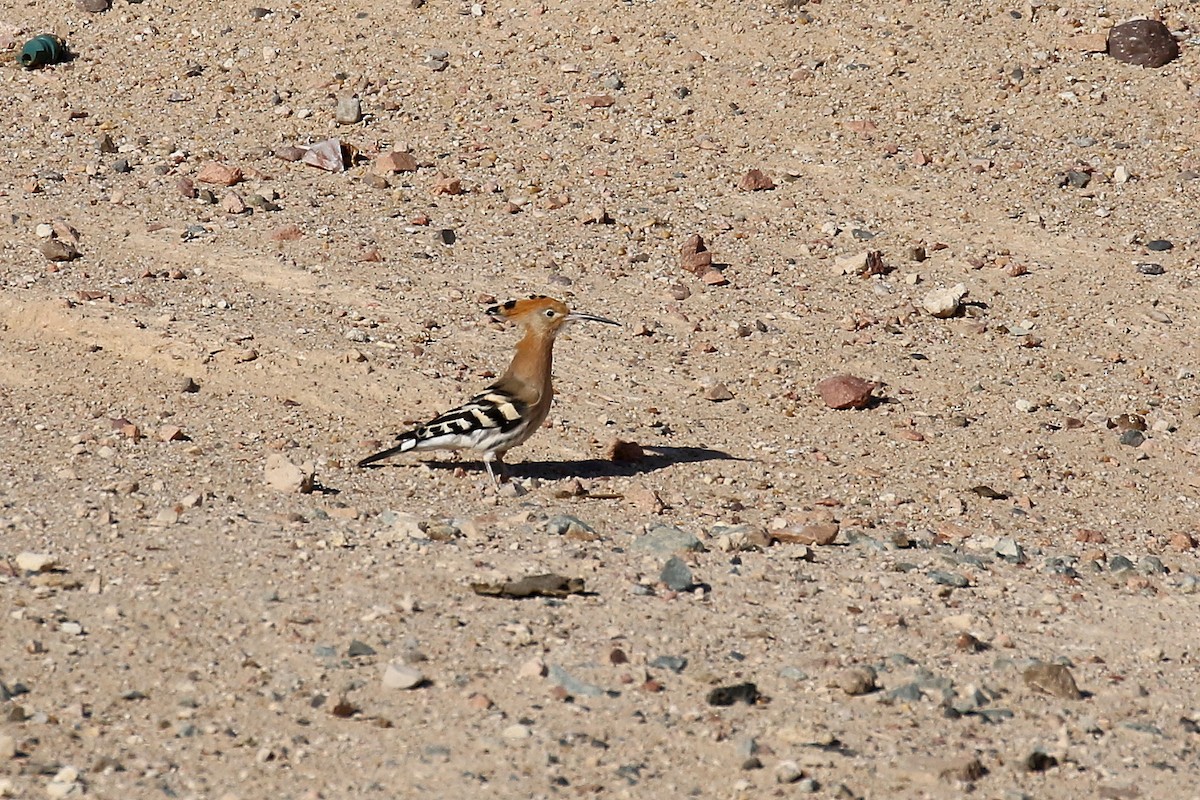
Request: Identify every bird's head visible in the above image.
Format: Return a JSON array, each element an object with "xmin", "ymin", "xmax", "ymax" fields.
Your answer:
[{"xmin": 486, "ymin": 295, "xmax": 619, "ymax": 336}]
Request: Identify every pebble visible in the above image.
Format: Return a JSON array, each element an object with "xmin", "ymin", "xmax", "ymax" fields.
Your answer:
[
  {"xmin": 703, "ymin": 382, "xmax": 734, "ymax": 402},
  {"xmin": 922, "ymin": 283, "xmax": 967, "ymax": 318},
  {"xmin": 196, "ymin": 161, "xmax": 242, "ymax": 186},
  {"xmin": 739, "ymin": 168, "xmax": 775, "ymax": 191},
  {"xmin": 547, "ymin": 664, "xmax": 607, "ymax": 697},
  {"xmin": 929, "ymin": 570, "xmax": 969, "ymax": 588},
  {"xmin": 39, "ymin": 239, "xmax": 80, "ymax": 262},
  {"xmin": 837, "ymin": 666, "xmax": 878, "ymax": 696},
  {"xmin": 0, "ymin": 734, "xmax": 14, "ymax": 760},
  {"xmin": 381, "ymin": 662, "xmax": 425, "ymax": 690},
  {"xmin": 1022, "ymin": 662, "xmax": 1081, "ymax": 700},
  {"xmin": 1109, "ymin": 554, "xmax": 1135, "ymax": 573},
  {"xmin": 263, "ymin": 453, "xmax": 314, "ymax": 493},
  {"xmin": 816, "ymin": 374, "xmax": 876, "ymax": 409},
  {"xmin": 775, "ymin": 761, "xmax": 803, "ymax": 784},
  {"xmin": 649, "ymin": 655, "xmax": 687, "ymax": 673},
  {"xmin": 659, "ymin": 556, "xmax": 695, "ymax": 591},
  {"xmin": 1137, "ymin": 263, "xmax": 1164, "ymax": 276},
  {"xmin": 1108, "ymin": 19, "xmax": 1179, "ymax": 68},
  {"xmin": 632, "ymin": 525, "xmax": 703, "ymax": 553},
  {"xmin": 518, "ymin": 657, "xmax": 547, "ymax": 679},
  {"xmin": 993, "ymin": 538, "xmax": 1026, "ymax": 563},
  {"xmin": 16, "ymin": 552, "xmax": 57, "ymax": 573},
  {"xmin": 502, "ymin": 723, "xmax": 532, "ymax": 740},
  {"xmin": 1146, "ymin": 238, "xmax": 1173, "ymax": 251},
  {"xmin": 347, "ymin": 640, "xmax": 376, "ymax": 657},
  {"xmin": 706, "ymin": 682, "xmax": 760, "ymax": 706},
  {"xmin": 335, "ymin": 96, "xmax": 362, "ymax": 124},
  {"xmin": 375, "ymin": 151, "xmax": 419, "ymax": 174}
]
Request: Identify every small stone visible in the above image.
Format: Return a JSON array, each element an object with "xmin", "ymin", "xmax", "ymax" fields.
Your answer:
[
  {"xmin": 16, "ymin": 552, "xmax": 57, "ymax": 573},
  {"xmin": 1065, "ymin": 170, "xmax": 1091, "ymax": 188},
  {"xmin": 196, "ymin": 162, "xmax": 242, "ymax": 186},
  {"xmin": 274, "ymin": 145, "xmax": 307, "ymax": 161},
  {"xmin": 502, "ymin": 723, "xmax": 532, "ymax": 740},
  {"xmin": 1108, "ymin": 19, "xmax": 1179, "ymax": 68},
  {"xmin": 382, "ymin": 662, "xmax": 425, "ymax": 689},
  {"xmin": 649, "ymin": 655, "xmax": 687, "ymax": 673},
  {"xmin": 0, "ymin": 734, "xmax": 14, "ymax": 760},
  {"xmin": 335, "ymin": 96, "xmax": 362, "ymax": 124},
  {"xmin": 930, "ymin": 570, "xmax": 969, "ymax": 588},
  {"xmin": 738, "ymin": 168, "xmax": 775, "ymax": 191},
  {"xmin": 581, "ymin": 94, "xmax": 616, "ymax": 108},
  {"xmin": 837, "ymin": 665, "xmax": 877, "ymax": 696},
  {"xmin": 547, "ymin": 664, "xmax": 607, "ymax": 697},
  {"xmin": 301, "ymin": 139, "xmax": 346, "ymax": 172},
  {"xmin": 270, "ymin": 224, "xmax": 304, "ymax": 241},
  {"xmin": 221, "ymin": 192, "xmax": 247, "ymax": 214},
  {"xmin": 784, "ymin": 522, "xmax": 839, "ymax": 546},
  {"xmin": 703, "ymin": 383, "xmax": 734, "ymax": 402},
  {"xmin": 39, "ymin": 239, "xmax": 80, "ymax": 262},
  {"xmin": 633, "ymin": 526, "xmax": 703, "ymax": 554},
  {"xmin": 700, "ymin": 268, "xmax": 729, "ymax": 286},
  {"xmin": 77, "ymin": 0, "xmax": 110, "ymax": 11},
  {"xmin": 605, "ymin": 438, "xmax": 644, "ymax": 462},
  {"xmin": 775, "ymin": 761, "xmax": 803, "ymax": 784},
  {"xmin": 112, "ymin": 158, "xmax": 131, "ymax": 174},
  {"xmin": 263, "ymin": 453, "xmax": 314, "ymax": 493},
  {"xmin": 1119, "ymin": 429, "xmax": 1145, "ymax": 447},
  {"xmin": 817, "ymin": 374, "xmax": 876, "ymax": 409},
  {"xmin": 1110, "ymin": 554, "xmax": 1135, "ymax": 572},
  {"xmin": 660, "ymin": 556, "xmax": 695, "ymax": 591},
  {"xmin": 1022, "ymin": 662, "xmax": 1082, "ymax": 700},
  {"xmin": 347, "ymin": 640, "xmax": 376, "ymax": 657},
  {"xmin": 433, "ymin": 175, "xmax": 463, "ymax": 195},
  {"xmin": 706, "ymin": 682, "xmax": 759, "ymax": 706},
  {"xmin": 375, "ymin": 151, "xmax": 419, "ymax": 174},
  {"xmin": 1137, "ymin": 263, "xmax": 1164, "ymax": 276},
  {"xmin": 938, "ymin": 756, "xmax": 986, "ymax": 783},
  {"xmin": 922, "ymin": 283, "xmax": 967, "ymax": 318},
  {"xmin": 519, "ymin": 657, "xmax": 547, "ymax": 679},
  {"xmin": 1146, "ymin": 239, "xmax": 1174, "ymax": 251}
]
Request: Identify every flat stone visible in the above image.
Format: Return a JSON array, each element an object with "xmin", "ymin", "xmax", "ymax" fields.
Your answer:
[
  {"xmin": 632, "ymin": 525, "xmax": 703, "ymax": 554},
  {"xmin": 922, "ymin": 283, "xmax": 967, "ymax": 318},
  {"xmin": 16, "ymin": 552, "xmax": 57, "ymax": 573},
  {"xmin": 264, "ymin": 453, "xmax": 314, "ymax": 493},
  {"xmin": 335, "ymin": 96, "xmax": 362, "ymax": 124},
  {"xmin": 1022, "ymin": 662, "xmax": 1082, "ymax": 700},
  {"xmin": 382, "ymin": 662, "xmax": 425, "ymax": 690},
  {"xmin": 816, "ymin": 374, "xmax": 875, "ymax": 409},
  {"xmin": 547, "ymin": 664, "xmax": 607, "ymax": 697}
]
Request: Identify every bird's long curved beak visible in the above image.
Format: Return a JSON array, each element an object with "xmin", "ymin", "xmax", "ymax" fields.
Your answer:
[{"xmin": 567, "ymin": 311, "xmax": 620, "ymax": 325}]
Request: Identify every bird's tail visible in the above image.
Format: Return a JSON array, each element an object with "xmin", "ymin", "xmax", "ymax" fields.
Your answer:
[{"xmin": 357, "ymin": 434, "xmax": 418, "ymax": 468}]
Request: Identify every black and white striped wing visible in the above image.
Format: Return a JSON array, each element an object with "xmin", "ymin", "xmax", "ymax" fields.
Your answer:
[{"xmin": 410, "ymin": 389, "xmax": 529, "ymax": 453}]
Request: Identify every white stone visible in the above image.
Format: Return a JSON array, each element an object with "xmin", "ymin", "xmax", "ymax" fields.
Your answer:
[
  {"xmin": 263, "ymin": 454, "xmax": 313, "ymax": 493},
  {"xmin": 922, "ymin": 283, "xmax": 967, "ymax": 318},
  {"xmin": 15, "ymin": 553, "xmax": 56, "ymax": 573},
  {"xmin": 35, "ymin": 224, "xmax": 54, "ymax": 238},
  {"xmin": 382, "ymin": 662, "xmax": 424, "ymax": 690},
  {"xmin": 0, "ymin": 734, "xmax": 15, "ymax": 760},
  {"xmin": 502, "ymin": 723, "xmax": 532, "ymax": 740}
]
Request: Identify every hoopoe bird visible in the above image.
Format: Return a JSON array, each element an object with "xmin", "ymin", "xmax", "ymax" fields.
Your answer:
[{"xmin": 357, "ymin": 295, "xmax": 619, "ymax": 485}]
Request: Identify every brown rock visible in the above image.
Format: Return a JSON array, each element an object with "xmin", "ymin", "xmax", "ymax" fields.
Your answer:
[
  {"xmin": 176, "ymin": 177, "xmax": 196, "ymax": 198},
  {"xmin": 606, "ymin": 438, "xmax": 645, "ymax": 462},
  {"xmin": 626, "ymin": 486, "xmax": 665, "ymax": 515},
  {"xmin": 738, "ymin": 168, "xmax": 775, "ymax": 191},
  {"xmin": 221, "ymin": 192, "xmax": 247, "ymax": 214},
  {"xmin": 433, "ymin": 175, "xmax": 463, "ymax": 195},
  {"xmin": 374, "ymin": 151, "xmax": 419, "ymax": 174},
  {"xmin": 158, "ymin": 425, "xmax": 186, "ymax": 442},
  {"xmin": 581, "ymin": 94, "xmax": 616, "ymax": 108},
  {"xmin": 39, "ymin": 239, "xmax": 80, "ymax": 262},
  {"xmin": 270, "ymin": 224, "xmax": 304, "ymax": 241},
  {"xmin": 681, "ymin": 250, "xmax": 713, "ymax": 274},
  {"xmin": 1022, "ymin": 662, "xmax": 1082, "ymax": 700},
  {"xmin": 1169, "ymin": 532, "xmax": 1197, "ymax": 551},
  {"xmin": 196, "ymin": 162, "xmax": 243, "ymax": 186},
  {"xmin": 700, "ymin": 268, "xmax": 729, "ymax": 286},
  {"xmin": 680, "ymin": 233, "xmax": 707, "ymax": 258},
  {"xmin": 781, "ymin": 522, "xmax": 839, "ymax": 546},
  {"xmin": 816, "ymin": 374, "xmax": 876, "ymax": 409},
  {"xmin": 703, "ymin": 382, "xmax": 734, "ymax": 402},
  {"xmin": 274, "ymin": 145, "xmax": 307, "ymax": 162},
  {"xmin": 938, "ymin": 756, "xmax": 986, "ymax": 783},
  {"xmin": 1108, "ymin": 19, "xmax": 1179, "ymax": 68}
]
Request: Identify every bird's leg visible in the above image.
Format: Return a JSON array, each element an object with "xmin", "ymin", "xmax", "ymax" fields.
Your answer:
[{"xmin": 483, "ymin": 452, "xmax": 500, "ymax": 488}]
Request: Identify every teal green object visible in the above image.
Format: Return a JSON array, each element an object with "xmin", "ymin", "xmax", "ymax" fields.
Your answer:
[{"xmin": 19, "ymin": 35, "xmax": 66, "ymax": 69}]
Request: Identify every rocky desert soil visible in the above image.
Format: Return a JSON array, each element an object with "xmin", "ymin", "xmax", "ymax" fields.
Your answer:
[{"xmin": 3, "ymin": 0, "xmax": 1200, "ymax": 797}]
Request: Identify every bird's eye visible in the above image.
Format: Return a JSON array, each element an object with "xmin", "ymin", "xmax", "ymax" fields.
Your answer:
[{"xmin": 544, "ymin": 309, "xmax": 556, "ymax": 318}]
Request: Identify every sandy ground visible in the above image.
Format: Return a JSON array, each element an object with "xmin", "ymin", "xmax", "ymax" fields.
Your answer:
[{"xmin": 3, "ymin": 0, "xmax": 1200, "ymax": 797}]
